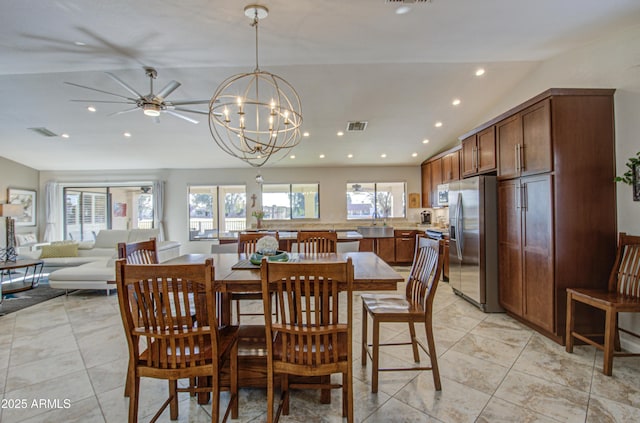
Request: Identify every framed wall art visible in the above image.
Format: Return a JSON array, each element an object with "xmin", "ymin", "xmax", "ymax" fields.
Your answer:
[{"xmin": 8, "ymin": 188, "xmax": 37, "ymax": 226}]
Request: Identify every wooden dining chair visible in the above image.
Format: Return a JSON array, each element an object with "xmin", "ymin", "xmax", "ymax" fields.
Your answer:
[
  {"xmin": 261, "ymin": 258, "xmax": 354, "ymax": 423},
  {"xmin": 296, "ymin": 231, "xmax": 338, "ymax": 254},
  {"xmin": 115, "ymin": 259, "xmax": 239, "ymax": 423},
  {"xmin": 117, "ymin": 238, "xmax": 159, "ymax": 264},
  {"xmin": 361, "ymin": 235, "xmax": 444, "ymax": 393},
  {"xmin": 566, "ymin": 232, "xmax": 640, "ymax": 375},
  {"xmin": 233, "ymin": 232, "xmax": 280, "ymax": 324}
]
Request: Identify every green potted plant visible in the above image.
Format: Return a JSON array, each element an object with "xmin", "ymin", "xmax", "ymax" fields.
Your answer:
[
  {"xmin": 615, "ymin": 151, "xmax": 640, "ymax": 201},
  {"xmin": 251, "ymin": 210, "xmax": 265, "ymax": 228}
]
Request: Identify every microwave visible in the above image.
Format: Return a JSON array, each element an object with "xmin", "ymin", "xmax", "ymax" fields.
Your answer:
[{"xmin": 436, "ymin": 184, "xmax": 449, "ymax": 207}]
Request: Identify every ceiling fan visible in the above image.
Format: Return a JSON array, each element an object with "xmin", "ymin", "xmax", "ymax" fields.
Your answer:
[{"xmin": 65, "ymin": 67, "xmax": 210, "ymax": 124}]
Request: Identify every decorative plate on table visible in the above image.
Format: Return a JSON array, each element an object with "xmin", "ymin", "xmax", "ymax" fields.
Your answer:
[{"xmin": 250, "ymin": 251, "xmax": 289, "ymax": 265}]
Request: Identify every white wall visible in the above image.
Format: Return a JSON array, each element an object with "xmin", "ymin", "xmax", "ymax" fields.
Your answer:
[{"xmin": 0, "ymin": 156, "xmax": 39, "ymax": 247}]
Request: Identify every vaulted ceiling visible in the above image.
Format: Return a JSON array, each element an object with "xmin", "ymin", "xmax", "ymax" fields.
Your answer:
[{"xmin": 2, "ymin": 0, "xmax": 639, "ymax": 170}]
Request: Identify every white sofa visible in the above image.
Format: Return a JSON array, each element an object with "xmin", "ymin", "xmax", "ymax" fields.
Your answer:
[{"xmin": 20, "ymin": 229, "xmax": 180, "ymax": 293}]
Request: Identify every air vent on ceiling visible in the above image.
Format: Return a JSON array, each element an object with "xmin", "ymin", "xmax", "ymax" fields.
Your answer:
[
  {"xmin": 385, "ymin": 0, "xmax": 431, "ymax": 4},
  {"xmin": 346, "ymin": 121, "xmax": 368, "ymax": 132},
  {"xmin": 28, "ymin": 127, "xmax": 58, "ymax": 137}
]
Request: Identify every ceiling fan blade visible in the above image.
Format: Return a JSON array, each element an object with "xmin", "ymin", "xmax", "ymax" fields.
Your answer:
[
  {"xmin": 105, "ymin": 72, "xmax": 144, "ymax": 98},
  {"xmin": 168, "ymin": 99, "xmax": 211, "ymax": 106},
  {"xmin": 155, "ymin": 80, "xmax": 181, "ymax": 101},
  {"xmin": 70, "ymin": 99, "xmax": 137, "ymax": 104},
  {"xmin": 108, "ymin": 106, "xmax": 140, "ymax": 117},
  {"xmin": 172, "ymin": 107, "xmax": 208, "ymax": 116},
  {"xmin": 65, "ymin": 81, "xmax": 136, "ymax": 101},
  {"xmin": 165, "ymin": 110, "xmax": 199, "ymax": 124}
]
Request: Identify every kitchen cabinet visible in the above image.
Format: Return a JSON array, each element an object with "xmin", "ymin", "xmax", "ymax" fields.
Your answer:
[
  {"xmin": 358, "ymin": 237, "xmax": 395, "ymax": 264},
  {"xmin": 498, "ymin": 175, "xmax": 554, "ymax": 332},
  {"xmin": 431, "ymin": 158, "xmax": 443, "ymax": 189},
  {"xmin": 497, "ymin": 99, "xmax": 552, "ymax": 179},
  {"xmin": 421, "ymin": 162, "xmax": 432, "ymax": 208},
  {"xmin": 461, "ymin": 126, "xmax": 496, "ymax": 177},
  {"xmin": 394, "ymin": 230, "xmax": 417, "ymax": 264},
  {"xmin": 491, "ymin": 88, "xmax": 617, "ymax": 343},
  {"xmin": 441, "ymin": 151, "xmax": 460, "ymax": 183}
]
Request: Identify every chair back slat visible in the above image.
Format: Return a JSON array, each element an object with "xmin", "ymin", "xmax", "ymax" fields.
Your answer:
[
  {"xmin": 118, "ymin": 238, "xmax": 159, "ymax": 264},
  {"xmin": 406, "ymin": 236, "xmax": 443, "ymax": 311},
  {"xmin": 614, "ymin": 234, "xmax": 640, "ymax": 297},
  {"xmin": 262, "ymin": 259, "xmax": 353, "ymax": 367},
  {"xmin": 238, "ymin": 232, "xmax": 279, "ymax": 254},
  {"xmin": 116, "ymin": 259, "xmax": 219, "ymax": 370},
  {"xmin": 296, "ymin": 231, "xmax": 338, "ymax": 254}
]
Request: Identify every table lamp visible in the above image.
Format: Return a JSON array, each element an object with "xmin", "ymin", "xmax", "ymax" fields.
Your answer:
[{"xmin": 0, "ymin": 203, "xmax": 23, "ymax": 262}]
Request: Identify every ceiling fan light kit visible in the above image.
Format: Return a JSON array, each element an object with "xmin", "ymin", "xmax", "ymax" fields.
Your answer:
[{"xmin": 209, "ymin": 4, "xmax": 303, "ymax": 167}]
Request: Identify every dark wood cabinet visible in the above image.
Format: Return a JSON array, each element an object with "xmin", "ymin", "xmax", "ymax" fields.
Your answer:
[
  {"xmin": 498, "ymin": 99, "xmax": 552, "ymax": 179},
  {"xmin": 461, "ymin": 126, "xmax": 496, "ymax": 177},
  {"xmin": 421, "ymin": 162, "xmax": 432, "ymax": 208},
  {"xmin": 492, "ymin": 88, "xmax": 617, "ymax": 343},
  {"xmin": 431, "ymin": 158, "xmax": 443, "ymax": 189},
  {"xmin": 394, "ymin": 230, "xmax": 417, "ymax": 264},
  {"xmin": 498, "ymin": 176, "xmax": 554, "ymax": 332},
  {"xmin": 376, "ymin": 237, "xmax": 396, "ymax": 263},
  {"xmin": 441, "ymin": 151, "xmax": 460, "ymax": 183}
]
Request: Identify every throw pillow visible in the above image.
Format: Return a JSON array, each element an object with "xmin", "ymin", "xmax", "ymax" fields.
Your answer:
[
  {"xmin": 16, "ymin": 233, "xmax": 38, "ymax": 246},
  {"xmin": 40, "ymin": 243, "xmax": 79, "ymax": 258}
]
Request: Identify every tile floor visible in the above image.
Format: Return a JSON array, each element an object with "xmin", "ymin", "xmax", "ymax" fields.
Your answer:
[{"xmin": 1, "ymin": 273, "xmax": 640, "ymax": 423}]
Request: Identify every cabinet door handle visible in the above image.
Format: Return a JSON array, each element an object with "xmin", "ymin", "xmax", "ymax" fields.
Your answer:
[
  {"xmin": 515, "ymin": 144, "xmax": 519, "ymax": 173},
  {"xmin": 472, "ymin": 146, "xmax": 477, "ymax": 170},
  {"xmin": 515, "ymin": 183, "xmax": 521, "ymax": 210},
  {"xmin": 522, "ymin": 183, "xmax": 528, "ymax": 211},
  {"xmin": 520, "ymin": 143, "xmax": 525, "ymax": 172}
]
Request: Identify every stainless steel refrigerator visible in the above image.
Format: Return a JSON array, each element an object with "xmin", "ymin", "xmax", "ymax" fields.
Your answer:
[{"xmin": 448, "ymin": 175, "xmax": 502, "ymax": 313}]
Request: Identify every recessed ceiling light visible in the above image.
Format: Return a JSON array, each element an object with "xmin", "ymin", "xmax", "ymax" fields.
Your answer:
[
  {"xmin": 337, "ymin": 131, "xmax": 344, "ymax": 137},
  {"xmin": 381, "ymin": 153, "xmax": 387, "ymax": 158},
  {"xmin": 290, "ymin": 155, "xmax": 296, "ymax": 159},
  {"xmin": 412, "ymin": 152, "xmax": 418, "ymax": 157},
  {"xmin": 87, "ymin": 106, "xmax": 96, "ymax": 112},
  {"xmin": 347, "ymin": 154, "xmax": 353, "ymax": 158},
  {"xmin": 123, "ymin": 132, "xmax": 132, "ymax": 138},
  {"xmin": 435, "ymin": 121, "xmax": 443, "ymax": 128},
  {"xmin": 452, "ymin": 99, "xmax": 461, "ymax": 106},
  {"xmin": 303, "ymin": 132, "xmax": 310, "ymax": 137},
  {"xmin": 395, "ymin": 6, "xmax": 411, "ymax": 14},
  {"xmin": 319, "ymin": 154, "xmax": 325, "ymax": 159},
  {"xmin": 422, "ymin": 139, "xmax": 430, "ymax": 144},
  {"xmin": 60, "ymin": 133, "xmax": 70, "ymax": 139},
  {"xmin": 475, "ymin": 68, "xmax": 485, "ymax": 76}
]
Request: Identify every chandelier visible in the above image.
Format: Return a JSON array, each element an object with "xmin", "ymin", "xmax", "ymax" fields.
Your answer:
[{"xmin": 209, "ymin": 5, "xmax": 303, "ymax": 167}]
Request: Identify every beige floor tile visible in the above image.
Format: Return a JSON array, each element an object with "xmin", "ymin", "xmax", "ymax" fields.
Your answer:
[
  {"xmin": 5, "ymin": 349, "xmax": 87, "ymax": 392},
  {"xmin": 477, "ymin": 397, "xmax": 559, "ymax": 423},
  {"xmin": 451, "ymin": 332, "xmax": 525, "ymax": 367},
  {"xmin": 587, "ymin": 395, "xmax": 640, "ymax": 423},
  {"xmin": 16, "ymin": 396, "xmax": 105, "ymax": 423},
  {"xmin": 363, "ymin": 397, "xmax": 441, "ymax": 422},
  {"xmin": 439, "ymin": 349, "xmax": 509, "ymax": 395},
  {"xmin": 86, "ymin": 359, "xmax": 129, "ymax": 396},
  {"xmin": 590, "ymin": 355, "xmax": 640, "ymax": 408},
  {"xmin": 494, "ymin": 370, "xmax": 589, "ymax": 423},
  {"xmin": 9, "ymin": 324, "xmax": 78, "ymax": 367},
  {"xmin": 469, "ymin": 314, "xmax": 533, "ymax": 347}
]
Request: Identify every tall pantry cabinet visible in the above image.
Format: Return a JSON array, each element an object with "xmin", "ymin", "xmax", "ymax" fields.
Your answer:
[{"xmin": 491, "ymin": 88, "xmax": 617, "ymax": 344}]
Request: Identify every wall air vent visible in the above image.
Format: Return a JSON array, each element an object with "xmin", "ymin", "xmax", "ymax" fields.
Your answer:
[
  {"xmin": 346, "ymin": 121, "xmax": 368, "ymax": 132},
  {"xmin": 385, "ymin": 0, "xmax": 432, "ymax": 4},
  {"xmin": 28, "ymin": 127, "xmax": 58, "ymax": 137}
]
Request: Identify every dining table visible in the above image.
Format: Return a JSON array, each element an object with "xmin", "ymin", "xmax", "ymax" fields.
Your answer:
[{"xmin": 163, "ymin": 251, "xmax": 405, "ymax": 403}]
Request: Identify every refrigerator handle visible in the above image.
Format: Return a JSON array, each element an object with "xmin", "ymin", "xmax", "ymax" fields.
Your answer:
[{"xmin": 455, "ymin": 192, "xmax": 463, "ymax": 260}]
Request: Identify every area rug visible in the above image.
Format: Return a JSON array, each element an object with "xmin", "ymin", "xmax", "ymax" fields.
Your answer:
[{"xmin": 0, "ymin": 279, "xmax": 66, "ymax": 315}]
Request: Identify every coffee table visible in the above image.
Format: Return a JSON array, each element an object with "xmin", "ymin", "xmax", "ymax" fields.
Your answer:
[{"xmin": 0, "ymin": 259, "xmax": 44, "ymax": 302}]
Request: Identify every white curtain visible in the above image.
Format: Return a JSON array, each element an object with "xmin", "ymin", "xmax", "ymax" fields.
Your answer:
[
  {"xmin": 153, "ymin": 180, "xmax": 165, "ymax": 241},
  {"xmin": 43, "ymin": 181, "xmax": 59, "ymax": 242}
]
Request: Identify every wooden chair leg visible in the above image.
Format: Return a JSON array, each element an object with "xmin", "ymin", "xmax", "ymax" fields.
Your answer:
[
  {"xmin": 603, "ymin": 309, "xmax": 616, "ymax": 376},
  {"xmin": 408, "ymin": 321, "xmax": 420, "ymax": 362},
  {"xmin": 282, "ymin": 373, "xmax": 290, "ymax": 415},
  {"xmin": 371, "ymin": 318, "xmax": 380, "ymax": 393},
  {"xmin": 211, "ymin": 374, "xmax": 220, "ymax": 423},
  {"xmin": 565, "ymin": 292, "xmax": 575, "ymax": 353},
  {"xmin": 267, "ymin": 368, "xmax": 274, "ymax": 423},
  {"xmin": 231, "ymin": 342, "xmax": 238, "ymax": 419},
  {"xmin": 124, "ymin": 366, "xmax": 131, "ymax": 397},
  {"xmin": 614, "ymin": 314, "xmax": 622, "ymax": 352},
  {"xmin": 235, "ymin": 299, "xmax": 241, "ymax": 324},
  {"xmin": 169, "ymin": 380, "xmax": 178, "ymax": 420},
  {"xmin": 346, "ymin": 367, "xmax": 354, "ymax": 423},
  {"xmin": 361, "ymin": 304, "xmax": 368, "ymax": 365},
  {"xmin": 129, "ymin": 375, "xmax": 140, "ymax": 423},
  {"xmin": 424, "ymin": 315, "xmax": 441, "ymax": 391}
]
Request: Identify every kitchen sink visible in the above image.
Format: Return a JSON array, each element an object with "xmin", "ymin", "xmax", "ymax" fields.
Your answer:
[{"xmin": 357, "ymin": 226, "xmax": 394, "ymax": 238}]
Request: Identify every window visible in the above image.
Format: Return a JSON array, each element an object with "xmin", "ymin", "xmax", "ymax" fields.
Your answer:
[
  {"xmin": 346, "ymin": 182, "xmax": 406, "ymax": 220},
  {"xmin": 262, "ymin": 183, "xmax": 319, "ymax": 220},
  {"xmin": 63, "ymin": 185, "xmax": 155, "ymax": 241},
  {"xmin": 189, "ymin": 185, "xmax": 246, "ymax": 240}
]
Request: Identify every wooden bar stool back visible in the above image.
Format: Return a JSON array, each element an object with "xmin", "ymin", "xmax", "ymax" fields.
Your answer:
[
  {"xmin": 115, "ymin": 259, "xmax": 238, "ymax": 423},
  {"xmin": 261, "ymin": 259, "xmax": 354, "ymax": 423},
  {"xmin": 566, "ymin": 232, "xmax": 640, "ymax": 375},
  {"xmin": 361, "ymin": 235, "xmax": 444, "ymax": 393}
]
